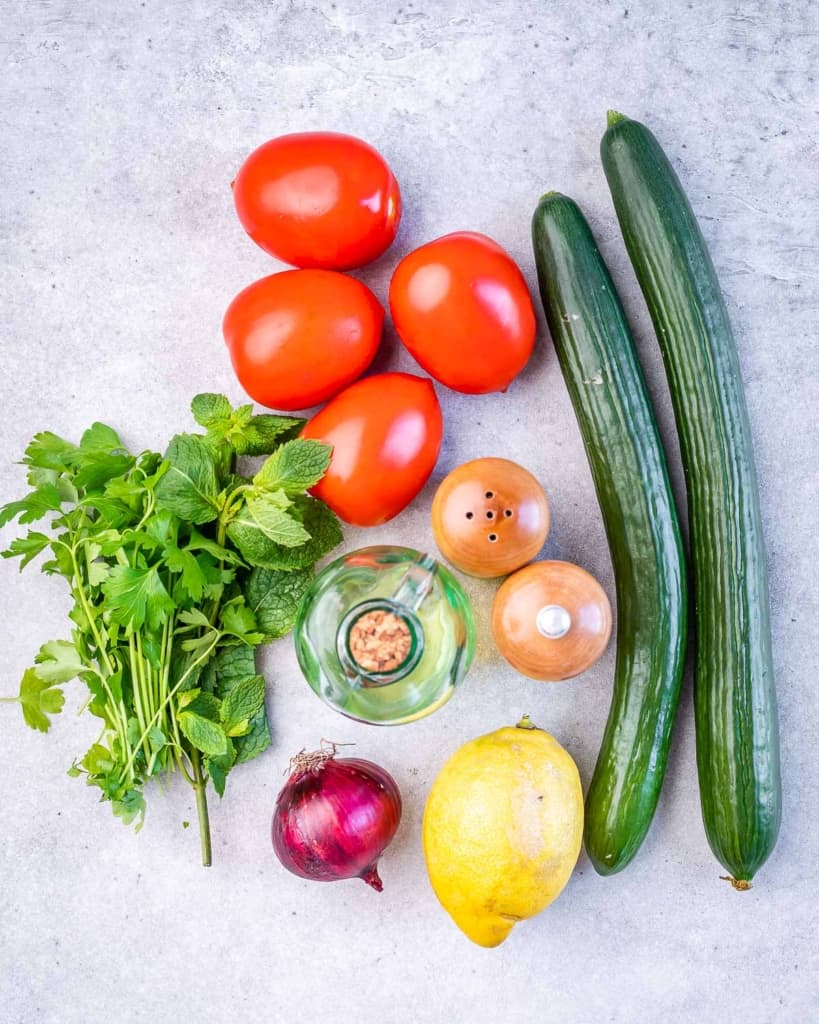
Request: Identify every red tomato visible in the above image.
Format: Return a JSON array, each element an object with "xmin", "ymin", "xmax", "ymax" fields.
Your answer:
[
  {"xmin": 222, "ymin": 269, "xmax": 384, "ymax": 411},
  {"xmin": 232, "ymin": 132, "xmax": 402, "ymax": 270},
  {"xmin": 301, "ymin": 373, "xmax": 443, "ymax": 526},
  {"xmin": 388, "ymin": 231, "xmax": 537, "ymax": 394}
]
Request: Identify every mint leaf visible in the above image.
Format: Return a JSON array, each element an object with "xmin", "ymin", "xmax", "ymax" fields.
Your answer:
[
  {"xmin": 102, "ymin": 565, "xmax": 175, "ymax": 631},
  {"xmin": 234, "ymin": 414, "xmax": 304, "ymax": 456},
  {"xmin": 154, "ymin": 434, "xmax": 219, "ymax": 525},
  {"xmin": 226, "ymin": 512, "xmax": 309, "ymax": 566},
  {"xmin": 196, "ymin": 645, "xmax": 270, "ymax": 764},
  {"xmin": 18, "ymin": 668, "xmax": 66, "ymax": 732},
  {"xmin": 205, "ymin": 739, "xmax": 237, "ymax": 797},
  {"xmin": 254, "ymin": 439, "xmax": 332, "ymax": 493},
  {"xmin": 192, "ymin": 393, "xmax": 303, "ymax": 455},
  {"xmin": 191, "ymin": 393, "xmax": 233, "ymax": 429},
  {"xmin": 220, "ymin": 674, "xmax": 265, "ymax": 736},
  {"xmin": 180, "ymin": 691, "xmax": 221, "ymax": 721},
  {"xmin": 33, "ymin": 640, "xmax": 86, "ymax": 683},
  {"xmin": 179, "ymin": 711, "xmax": 228, "ymax": 756},
  {"xmin": 249, "ymin": 487, "xmax": 291, "ymax": 510},
  {"xmin": 245, "ymin": 495, "xmax": 310, "ymax": 547},
  {"xmin": 229, "ymin": 496, "xmax": 341, "ymax": 572},
  {"xmin": 225, "ymin": 520, "xmax": 278, "ymax": 567},
  {"xmin": 200, "ymin": 643, "xmax": 256, "ymax": 695},
  {"xmin": 246, "ymin": 566, "xmax": 313, "ymax": 638},
  {"xmin": 2, "ymin": 530, "xmax": 51, "ymax": 568},
  {"xmin": 234, "ymin": 712, "xmax": 271, "ymax": 764}
]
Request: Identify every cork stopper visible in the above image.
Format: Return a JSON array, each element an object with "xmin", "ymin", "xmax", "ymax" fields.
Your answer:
[{"xmin": 348, "ymin": 609, "xmax": 412, "ymax": 673}]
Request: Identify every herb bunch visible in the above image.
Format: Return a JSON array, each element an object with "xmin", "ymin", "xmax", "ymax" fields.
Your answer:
[{"xmin": 0, "ymin": 393, "xmax": 341, "ymax": 865}]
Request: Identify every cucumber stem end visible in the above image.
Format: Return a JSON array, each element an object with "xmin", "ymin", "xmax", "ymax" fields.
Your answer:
[{"xmin": 720, "ymin": 875, "xmax": 752, "ymax": 891}]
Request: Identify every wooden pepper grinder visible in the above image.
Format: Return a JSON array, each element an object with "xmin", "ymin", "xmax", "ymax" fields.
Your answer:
[{"xmin": 492, "ymin": 560, "xmax": 612, "ymax": 681}]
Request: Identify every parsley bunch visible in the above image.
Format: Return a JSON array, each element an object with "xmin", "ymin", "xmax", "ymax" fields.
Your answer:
[{"xmin": 0, "ymin": 393, "xmax": 341, "ymax": 865}]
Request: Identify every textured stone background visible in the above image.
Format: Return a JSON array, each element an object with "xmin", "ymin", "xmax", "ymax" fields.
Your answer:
[{"xmin": 1, "ymin": 2, "xmax": 816, "ymax": 1022}]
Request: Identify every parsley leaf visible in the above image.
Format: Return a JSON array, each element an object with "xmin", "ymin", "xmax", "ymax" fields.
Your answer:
[
  {"xmin": 0, "ymin": 484, "xmax": 63, "ymax": 527},
  {"xmin": 73, "ymin": 451, "xmax": 135, "ymax": 491},
  {"xmin": 80, "ymin": 422, "xmax": 124, "ymax": 452},
  {"xmin": 165, "ymin": 547, "xmax": 208, "ymax": 603},
  {"xmin": 16, "ymin": 668, "xmax": 66, "ymax": 733},
  {"xmin": 216, "ymin": 599, "xmax": 264, "ymax": 645},
  {"xmin": 33, "ymin": 640, "xmax": 86, "ymax": 683},
  {"xmin": 102, "ymin": 565, "xmax": 176, "ymax": 631},
  {"xmin": 21, "ymin": 431, "xmax": 80, "ymax": 472},
  {"xmin": 2, "ymin": 530, "xmax": 51, "ymax": 569}
]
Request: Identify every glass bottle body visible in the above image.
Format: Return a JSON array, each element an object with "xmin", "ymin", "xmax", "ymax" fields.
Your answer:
[{"xmin": 294, "ymin": 546, "xmax": 475, "ymax": 725}]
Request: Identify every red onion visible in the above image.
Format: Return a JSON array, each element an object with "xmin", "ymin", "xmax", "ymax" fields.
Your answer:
[{"xmin": 271, "ymin": 747, "xmax": 402, "ymax": 891}]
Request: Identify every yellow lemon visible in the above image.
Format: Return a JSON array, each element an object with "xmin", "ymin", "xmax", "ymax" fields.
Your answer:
[{"xmin": 423, "ymin": 717, "xmax": 583, "ymax": 947}]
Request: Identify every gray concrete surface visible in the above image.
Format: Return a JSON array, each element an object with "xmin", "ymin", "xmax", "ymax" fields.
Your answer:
[{"xmin": 1, "ymin": 2, "xmax": 816, "ymax": 1022}]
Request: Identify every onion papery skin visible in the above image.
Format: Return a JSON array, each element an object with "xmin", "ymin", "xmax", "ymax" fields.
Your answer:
[{"xmin": 272, "ymin": 755, "xmax": 402, "ymax": 891}]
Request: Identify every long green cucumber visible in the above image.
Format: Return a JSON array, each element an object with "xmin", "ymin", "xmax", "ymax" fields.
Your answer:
[
  {"xmin": 532, "ymin": 192, "xmax": 687, "ymax": 874},
  {"xmin": 601, "ymin": 112, "xmax": 781, "ymax": 886}
]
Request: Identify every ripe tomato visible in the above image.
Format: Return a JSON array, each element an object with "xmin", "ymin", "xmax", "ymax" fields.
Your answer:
[
  {"xmin": 301, "ymin": 373, "xmax": 443, "ymax": 526},
  {"xmin": 232, "ymin": 132, "xmax": 402, "ymax": 270},
  {"xmin": 388, "ymin": 231, "xmax": 537, "ymax": 394},
  {"xmin": 222, "ymin": 269, "xmax": 383, "ymax": 411}
]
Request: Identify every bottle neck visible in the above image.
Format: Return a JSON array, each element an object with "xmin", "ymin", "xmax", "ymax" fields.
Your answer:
[{"xmin": 338, "ymin": 599, "xmax": 425, "ymax": 688}]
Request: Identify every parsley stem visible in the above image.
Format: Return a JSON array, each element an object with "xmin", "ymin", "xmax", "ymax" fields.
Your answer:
[
  {"xmin": 134, "ymin": 490, "xmax": 156, "ymax": 532},
  {"xmin": 161, "ymin": 616, "xmax": 183, "ymax": 753},
  {"xmin": 128, "ymin": 635, "xmax": 153, "ymax": 767},
  {"xmin": 65, "ymin": 546, "xmax": 130, "ymax": 748},
  {"xmin": 191, "ymin": 749, "xmax": 212, "ymax": 867},
  {"xmin": 121, "ymin": 632, "xmax": 221, "ymax": 779},
  {"xmin": 68, "ymin": 545, "xmax": 116, "ymax": 678}
]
